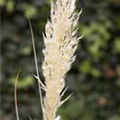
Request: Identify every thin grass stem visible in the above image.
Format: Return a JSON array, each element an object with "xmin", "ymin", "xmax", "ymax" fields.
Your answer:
[
  {"xmin": 14, "ymin": 70, "xmax": 20, "ymax": 120},
  {"xmin": 27, "ymin": 16, "xmax": 44, "ymax": 119}
]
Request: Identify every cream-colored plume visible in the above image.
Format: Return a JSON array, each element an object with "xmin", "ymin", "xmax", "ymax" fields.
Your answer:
[{"xmin": 42, "ymin": 0, "xmax": 82, "ymax": 120}]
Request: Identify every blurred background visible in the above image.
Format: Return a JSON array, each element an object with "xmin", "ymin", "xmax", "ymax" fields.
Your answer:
[{"xmin": 1, "ymin": 0, "xmax": 120, "ymax": 120}]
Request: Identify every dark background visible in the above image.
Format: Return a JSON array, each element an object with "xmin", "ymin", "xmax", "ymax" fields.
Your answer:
[{"xmin": 1, "ymin": 0, "xmax": 120, "ymax": 120}]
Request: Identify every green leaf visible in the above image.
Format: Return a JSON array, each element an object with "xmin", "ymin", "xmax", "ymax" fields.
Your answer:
[
  {"xmin": 79, "ymin": 60, "xmax": 92, "ymax": 73},
  {"xmin": 80, "ymin": 23, "xmax": 110, "ymax": 59},
  {"xmin": 0, "ymin": 0, "xmax": 6, "ymax": 6},
  {"xmin": 91, "ymin": 68, "xmax": 101, "ymax": 78},
  {"xmin": 113, "ymin": 37, "xmax": 120, "ymax": 53},
  {"xmin": 24, "ymin": 4, "xmax": 37, "ymax": 18},
  {"xmin": 6, "ymin": 0, "xmax": 14, "ymax": 12},
  {"xmin": 9, "ymin": 75, "xmax": 34, "ymax": 89},
  {"xmin": 20, "ymin": 46, "xmax": 32, "ymax": 55}
]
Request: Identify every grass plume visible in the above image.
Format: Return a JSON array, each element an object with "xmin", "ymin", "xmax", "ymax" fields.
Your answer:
[{"xmin": 42, "ymin": 0, "xmax": 82, "ymax": 120}]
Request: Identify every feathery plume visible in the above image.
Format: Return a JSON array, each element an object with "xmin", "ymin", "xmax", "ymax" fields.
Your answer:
[{"xmin": 42, "ymin": 0, "xmax": 82, "ymax": 120}]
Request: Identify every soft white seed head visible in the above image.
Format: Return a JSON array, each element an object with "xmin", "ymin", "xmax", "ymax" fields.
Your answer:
[{"xmin": 42, "ymin": 0, "xmax": 82, "ymax": 120}]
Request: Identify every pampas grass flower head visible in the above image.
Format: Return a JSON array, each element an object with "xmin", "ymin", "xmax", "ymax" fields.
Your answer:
[{"xmin": 41, "ymin": 0, "xmax": 82, "ymax": 120}]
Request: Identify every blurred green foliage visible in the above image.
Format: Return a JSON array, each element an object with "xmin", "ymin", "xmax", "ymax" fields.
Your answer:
[
  {"xmin": 1, "ymin": 0, "xmax": 120, "ymax": 120},
  {"xmin": 10, "ymin": 75, "xmax": 34, "ymax": 89}
]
